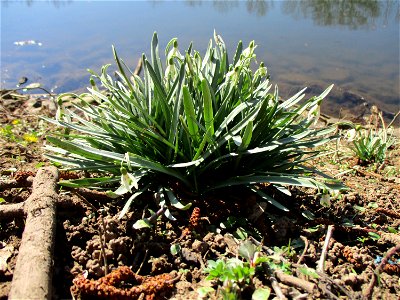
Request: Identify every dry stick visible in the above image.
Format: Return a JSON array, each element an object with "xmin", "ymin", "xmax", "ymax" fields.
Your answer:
[
  {"xmin": 98, "ymin": 215, "xmax": 109, "ymax": 276},
  {"xmin": 74, "ymin": 191, "xmax": 108, "ymax": 275},
  {"xmin": 297, "ymin": 235, "xmax": 309, "ymax": 265},
  {"xmin": 0, "ymin": 202, "xmax": 25, "ymax": 219},
  {"xmin": 9, "ymin": 167, "xmax": 59, "ymax": 300},
  {"xmin": 270, "ymin": 275, "xmax": 288, "ymax": 300},
  {"xmin": 317, "ymin": 272, "xmax": 353, "ymax": 299},
  {"xmin": 275, "ymin": 270, "xmax": 315, "ymax": 294},
  {"xmin": 364, "ymin": 243, "xmax": 400, "ymax": 299},
  {"xmin": 136, "ymin": 249, "xmax": 149, "ymax": 275},
  {"xmin": 0, "ymin": 177, "xmax": 33, "ymax": 191},
  {"xmin": 317, "ymin": 225, "xmax": 334, "ymax": 273}
]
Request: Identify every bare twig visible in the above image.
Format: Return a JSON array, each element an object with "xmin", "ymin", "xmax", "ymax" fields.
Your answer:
[
  {"xmin": 0, "ymin": 177, "xmax": 33, "ymax": 191},
  {"xmin": 364, "ymin": 244, "xmax": 400, "ymax": 299},
  {"xmin": 275, "ymin": 270, "xmax": 315, "ymax": 294},
  {"xmin": 98, "ymin": 216, "xmax": 109, "ymax": 276},
  {"xmin": 0, "ymin": 202, "xmax": 25, "ymax": 219},
  {"xmin": 297, "ymin": 235, "xmax": 309, "ymax": 265},
  {"xmin": 135, "ymin": 249, "xmax": 149, "ymax": 275},
  {"xmin": 317, "ymin": 225, "xmax": 334, "ymax": 273},
  {"xmin": 270, "ymin": 275, "xmax": 287, "ymax": 300}
]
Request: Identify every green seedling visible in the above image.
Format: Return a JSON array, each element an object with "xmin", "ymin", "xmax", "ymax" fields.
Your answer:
[{"xmin": 349, "ymin": 111, "xmax": 399, "ymax": 164}]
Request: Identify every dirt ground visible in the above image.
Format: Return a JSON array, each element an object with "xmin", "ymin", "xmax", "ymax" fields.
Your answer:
[{"xmin": 0, "ymin": 91, "xmax": 399, "ymax": 299}]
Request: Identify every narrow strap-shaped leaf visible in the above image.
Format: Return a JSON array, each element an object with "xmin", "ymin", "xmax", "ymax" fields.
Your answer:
[
  {"xmin": 250, "ymin": 188, "xmax": 289, "ymax": 211},
  {"xmin": 208, "ymin": 174, "xmax": 321, "ymax": 191},
  {"xmin": 233, "ymin": 40, "xmax": 243, "ymax": 66},
  {"xmin": 46, "ymin": 136, "xmax": 124, "ymax": 162},
  {"xmin": 167, "ymin": 61, "xmax": 186, "ymax": 161},
  {"xmin": 127, "ymin": 153, "xmax": 191, "ymax": 187},
  {"xmin": 112, "ymin": 46, "xmax": 135, "ymax": 93},
  {"xmin": 201, "ymin": 78, "xmax": 215, "ymax": 136},
  {"xmin": 182, "ymin": 85, "xmax": 200, "ymax": 144},
  {"xmin": 118, "ymin": 186, "xmax": 148, "ymax": 220},
  {"xmin": 151, "ymin": 32, "xmax": 163, "ymax": 82},
  {"xmin": 238, "ymin": 120, "xmax": 253, "ymax": 152},
  {"xmin": 144, "ymin": 60, "xmax": 171, "ymax": 122}
]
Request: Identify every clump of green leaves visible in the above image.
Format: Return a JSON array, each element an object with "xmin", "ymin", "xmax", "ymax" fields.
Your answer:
[
  {"xmin": 350, "ymin": 111, "xmax": 398, "ymax": 164},
  {"xmin": 44, "ymin": 32, "xmax": 343, "ymax": 219},
  {"xmin": 203, "ymin": 241, "xmax": 270, "ymax": 299},
  {"xmin": 202, "ymin": 240, "xmax": 295, "ymax": 299}
]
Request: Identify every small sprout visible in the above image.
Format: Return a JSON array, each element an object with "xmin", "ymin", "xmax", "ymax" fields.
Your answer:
[
  {"xmin": 367, "ymin": 202, "xmax": 378, "ymax": 209},
  {"xmin": 353, "ymin": 205, "xmax": 366, "ymax": 212},
  {"xmin": 132, "ymin": 219, "xmax": 151, "ymax": 229},
  {"xmin": 368, "ymin": 232, "xmax": 380, "ymax": 241},
  {"xmin": 319, "ymin": 193, "xmax": 331, "ymax": 207},
  {"xmin": 197, "ymin": 287, "xmax": 214, "ymax": 298},
  {"xmin": 170, "ymin": 244, "xmax": 181, "ymax": 256},
  {"xmin": 252, "ymin": 287, "xmax": 271, "ymax": 300},
  {"xmin": 299, "ymin": 267, "xmax": 319, "ymax": 279}
]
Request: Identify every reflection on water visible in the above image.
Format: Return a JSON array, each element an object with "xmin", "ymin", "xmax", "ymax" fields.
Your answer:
[
  {"xmin": 1, "ymin": 0, "xmax": 73, "ymax": 8},
  {"xmin": 283, "ymin": 0, "xmax": 399, "ymax": 29},
  {"xmin": 1, "ymin": 0, "xmax": 399, "ymax": 119}
]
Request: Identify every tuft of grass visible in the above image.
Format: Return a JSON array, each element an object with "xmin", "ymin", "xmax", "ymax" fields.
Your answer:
[
  {"xmin": 44, "ymin": 32, "xmax": 344, "ymax": 219},
  {"xmin": 350, "ymin": 111, "xmax": 399, "ymax": 165}
]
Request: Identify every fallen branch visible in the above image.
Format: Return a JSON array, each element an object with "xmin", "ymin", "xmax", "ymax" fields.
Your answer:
[
  {"xmin": 0, "ymin": 177, "xmax": 33, "ymax": 191},
  {"xmin": 376, "ymin": 208, "xmax": 400, "ymax": 219},
  {"xmin": 0, "ymin": 202, "xmax": 25, "ymax": 219},
  {"xmin": 275, "ymin": 270, "xmax": 315, "ymax": 294},
  {"xmin": 270, "ymin": 275, "xmax": 287, "ymax": 300},
  {"xmin": 297, "ymin": 235, "xmax": 309, "ymax": 265},
  {"xmin": 317, "ymin": 225, "xmax": 334, "ymax": 273},
  {"xmin": 364, "ymin": 244, "xmax": 400, "ymax": 299},
  {"xmin": 9, "ymin": 167, "xmax": 59, "ymax": 300}
]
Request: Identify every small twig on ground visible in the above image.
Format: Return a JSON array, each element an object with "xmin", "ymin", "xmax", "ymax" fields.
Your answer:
[
  {"xmin": 98, "ymin": 213, "xmax": 109, "ymax": 276},
  {"xmin": 317, "ymin": 225, "xmax": 334, "ymax": 273},
  {"xmin": 275, "ymin": 270, "xmax": 315, "ymax": 294},
  {"xmin": 269, "ymin": 275, "xmax": 287, "ymax": 300},
  {"xmin": 0, "ymin": 202, "xmax": 25, "ymax": 219},
  {"xmin": 73, "ymin": 187, "xmax": 113, "ymax": 203},
  {"xmin": 364, "ymin": 244, "xmax": 400, "ymax": 299},
  {"xmin": 297, "ymin": 235, "xmax": 309, "ymax": 265},
  {"xmin": 72, "ymin": 190, "xmax": 99, "ymax": 212},
  {"xmin": 135, "ymin": 249, "xmax": 149, "ymax": 275},
  {"xmin": 352, "ymin": 166, "xmax": 384, "ymax": 181},
  {"xmin": 376, "ymin": 208, "xmax": 400, "ymax": 219},
  {"xmin": 0, "ymin": 177, "xmax": 33, "ymax": 191},
  {"xmin": 317, "ymin": 271, "xmax": 353, "ymax": 299}
]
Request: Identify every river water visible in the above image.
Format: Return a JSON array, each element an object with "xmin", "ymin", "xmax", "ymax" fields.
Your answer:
[{"xmin": 1, "ymin": 0, "xmax": 399, "ymax": 118}]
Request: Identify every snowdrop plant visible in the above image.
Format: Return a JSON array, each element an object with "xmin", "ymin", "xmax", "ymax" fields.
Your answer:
[{"xmin": 44, "ymin": 32, "xmax": 343, "ymax": 219}]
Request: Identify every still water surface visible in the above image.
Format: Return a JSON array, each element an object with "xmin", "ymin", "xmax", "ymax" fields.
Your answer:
[{"xmin": 1, "ymin": 0, "xmax": 399, "ymax": 117}]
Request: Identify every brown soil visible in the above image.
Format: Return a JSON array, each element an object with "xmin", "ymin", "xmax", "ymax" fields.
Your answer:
[{"xmin": 1, "ymin": 92, "xmax": 399, "ymax": 300}]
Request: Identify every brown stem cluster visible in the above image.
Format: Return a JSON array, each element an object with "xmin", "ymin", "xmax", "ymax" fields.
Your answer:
[
  {"xmin": 71, "ymin": 266, "xmax": 173, "ymax": 300},
  {"xmin": 180, "ymin": 207, "xmax": 201, "ymax": 239}
]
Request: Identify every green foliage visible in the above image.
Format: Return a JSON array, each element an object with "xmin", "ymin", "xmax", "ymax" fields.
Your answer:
[
  {"xmin": 204, "ymin": 257, "xmax": 255, "ymax": 299},
  {"xmin": 203, "ymin": 241, "xmax": 291, "ymax": 299},
  {"xmin": 350, "ymin": 112, "xmax": 398, "ymax": 164},
  {"xmin": 44, "ymin": 32, "xmax": 343, "ymax": 217}
]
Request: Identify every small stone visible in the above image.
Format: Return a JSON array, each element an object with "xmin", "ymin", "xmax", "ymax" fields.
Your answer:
[
  {"xmin": 191, "ymin": 240, "xmax": 208, "ymax": 254},
  {"xmin": 181, "ymin": 248, "xmax": 198, "ymax": 264},
  {"xmin": 18, "ymin": 76, "xmax": 28, "ymax": 85}
]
